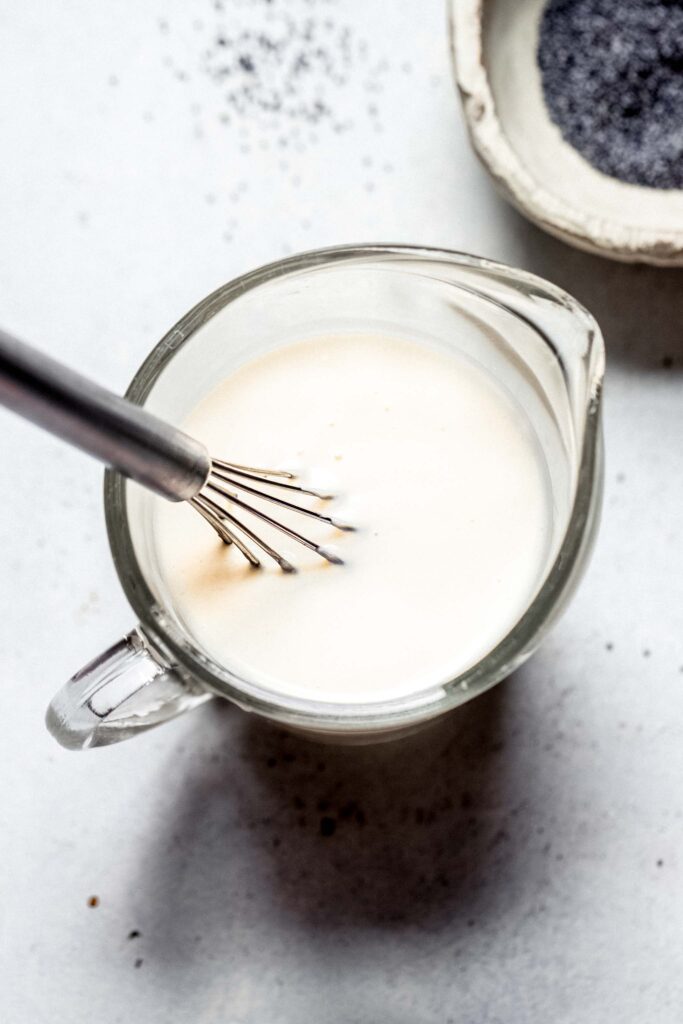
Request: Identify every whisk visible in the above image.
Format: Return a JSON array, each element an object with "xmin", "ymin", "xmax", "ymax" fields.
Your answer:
[{"xmin": 0, "ymin": 328, "xmax": 350, "ymax": 572}]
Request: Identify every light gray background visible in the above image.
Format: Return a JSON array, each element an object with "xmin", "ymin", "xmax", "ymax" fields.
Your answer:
[{"xmin": 1, "ymin": 2, "xmax": 682, "ymax": 1021}]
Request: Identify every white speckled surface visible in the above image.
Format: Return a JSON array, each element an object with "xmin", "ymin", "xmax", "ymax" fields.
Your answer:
[{"xmin": 1, "ymin": 2, "xmax": 682, "ymax": 1021}]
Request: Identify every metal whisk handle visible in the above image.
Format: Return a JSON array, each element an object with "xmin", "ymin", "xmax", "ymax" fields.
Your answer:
[{"xmin": 0, "ymin": 328, "xmax": 210, "ymax": 501}]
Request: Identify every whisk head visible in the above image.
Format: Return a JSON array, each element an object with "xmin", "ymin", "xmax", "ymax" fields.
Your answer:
[{"xmin": 190, "ymin": 459, "xmax": 352, "ymax": 572}]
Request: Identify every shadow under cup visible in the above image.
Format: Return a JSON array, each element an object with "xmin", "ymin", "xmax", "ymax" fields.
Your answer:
[{"xmin": 64, "ymin": 246, "xmax": 605, "ymax": 748}]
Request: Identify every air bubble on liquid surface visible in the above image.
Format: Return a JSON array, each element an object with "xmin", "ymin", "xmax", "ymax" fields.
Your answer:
[
  {"xmin": 329, "ymin": 495, "xmax": 364, "ymax": 532},
  {"xmin": 318, "ymin": 543, "xmax": 344, "ymax": 566},
  {"xmin": 304, "ymin": 468, "xmax": 339, "ymax": 500},
  {"xmin": 278, "ymin": 454, "xmax": 304, "ymax": 477}
]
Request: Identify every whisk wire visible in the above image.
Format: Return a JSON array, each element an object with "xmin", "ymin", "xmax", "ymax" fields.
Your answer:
[
  {"xmin": 211, "ymin": 459, "xmax": 295, "ymax": 480},
  {"xmin": 192, "ymin": 460, "xmax": 349, "ymax": 571},
  {"xmin": 193, "ymin": 494, "xmax": 260, "ymax": 567},
  {"xmin": 207, "ymin": 473, "xmax": 345, "ymax": 529},
  {"xmin": 205, "ymin": 479, "xmax": 343, "ymax": 565},
  {"xmin": 208, "ymin": 502, "xmax": 296, "ymax": 573},
  {"xmin": 211, "ymin": 462, "xmax": 332, "ymax": 499}
]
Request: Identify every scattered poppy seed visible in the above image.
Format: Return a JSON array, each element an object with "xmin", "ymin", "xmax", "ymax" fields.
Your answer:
[{"xmin": 164, "ymin": 1, "xmax": 387, "ymax": 152}]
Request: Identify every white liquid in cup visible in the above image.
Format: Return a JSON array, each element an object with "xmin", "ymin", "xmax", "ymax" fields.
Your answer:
[{"xmin": 152, "ymin": 332, "xmax": 554, "ymax": 704}]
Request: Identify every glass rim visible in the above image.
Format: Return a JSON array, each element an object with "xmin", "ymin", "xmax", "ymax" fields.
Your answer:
[{"xmin": 104, "ymin": 243, "xmax": 604, "ymax": 731}]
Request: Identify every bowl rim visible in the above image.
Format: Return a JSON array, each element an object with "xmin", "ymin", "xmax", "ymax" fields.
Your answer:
[{"xmin": 449, "ymin": 0, "xmax": 683, "ymax": 266}]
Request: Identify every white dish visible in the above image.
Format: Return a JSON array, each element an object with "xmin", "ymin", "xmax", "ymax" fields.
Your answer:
[{"xmin": 450, "ymin": 0, "xmax": 683, "ymax": 265}]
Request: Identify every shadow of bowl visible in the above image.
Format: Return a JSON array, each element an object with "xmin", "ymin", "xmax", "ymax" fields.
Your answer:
[{"xmin": 500, "ymin": 202, "xmax": 683, "ymax": 372}]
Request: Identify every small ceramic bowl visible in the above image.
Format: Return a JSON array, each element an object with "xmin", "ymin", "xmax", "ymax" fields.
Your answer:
[{"xmin": 450, "ymin": 0, "xmax": 683, "ymax": 265}]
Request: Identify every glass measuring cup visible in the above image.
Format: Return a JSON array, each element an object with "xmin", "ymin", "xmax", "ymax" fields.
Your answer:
[{"xmin": 46, "ymin": 245, "xmax": 604, "ymax": 749}]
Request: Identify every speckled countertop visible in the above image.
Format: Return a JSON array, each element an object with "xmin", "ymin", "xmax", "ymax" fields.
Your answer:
[{"xmin": 1, "ymin": 2, "xmax": 682, "ymax": 1022}]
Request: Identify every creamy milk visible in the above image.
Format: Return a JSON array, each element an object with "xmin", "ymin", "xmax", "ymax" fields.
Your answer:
[{"xmin": 153, "ymin": 333, "xmax": 553, "ymax": 704}]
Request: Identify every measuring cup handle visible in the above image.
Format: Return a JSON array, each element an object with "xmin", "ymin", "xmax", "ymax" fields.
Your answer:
[{"xmin": 46, "ymin": 628, "xmax": 211, "ymax": 750}]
